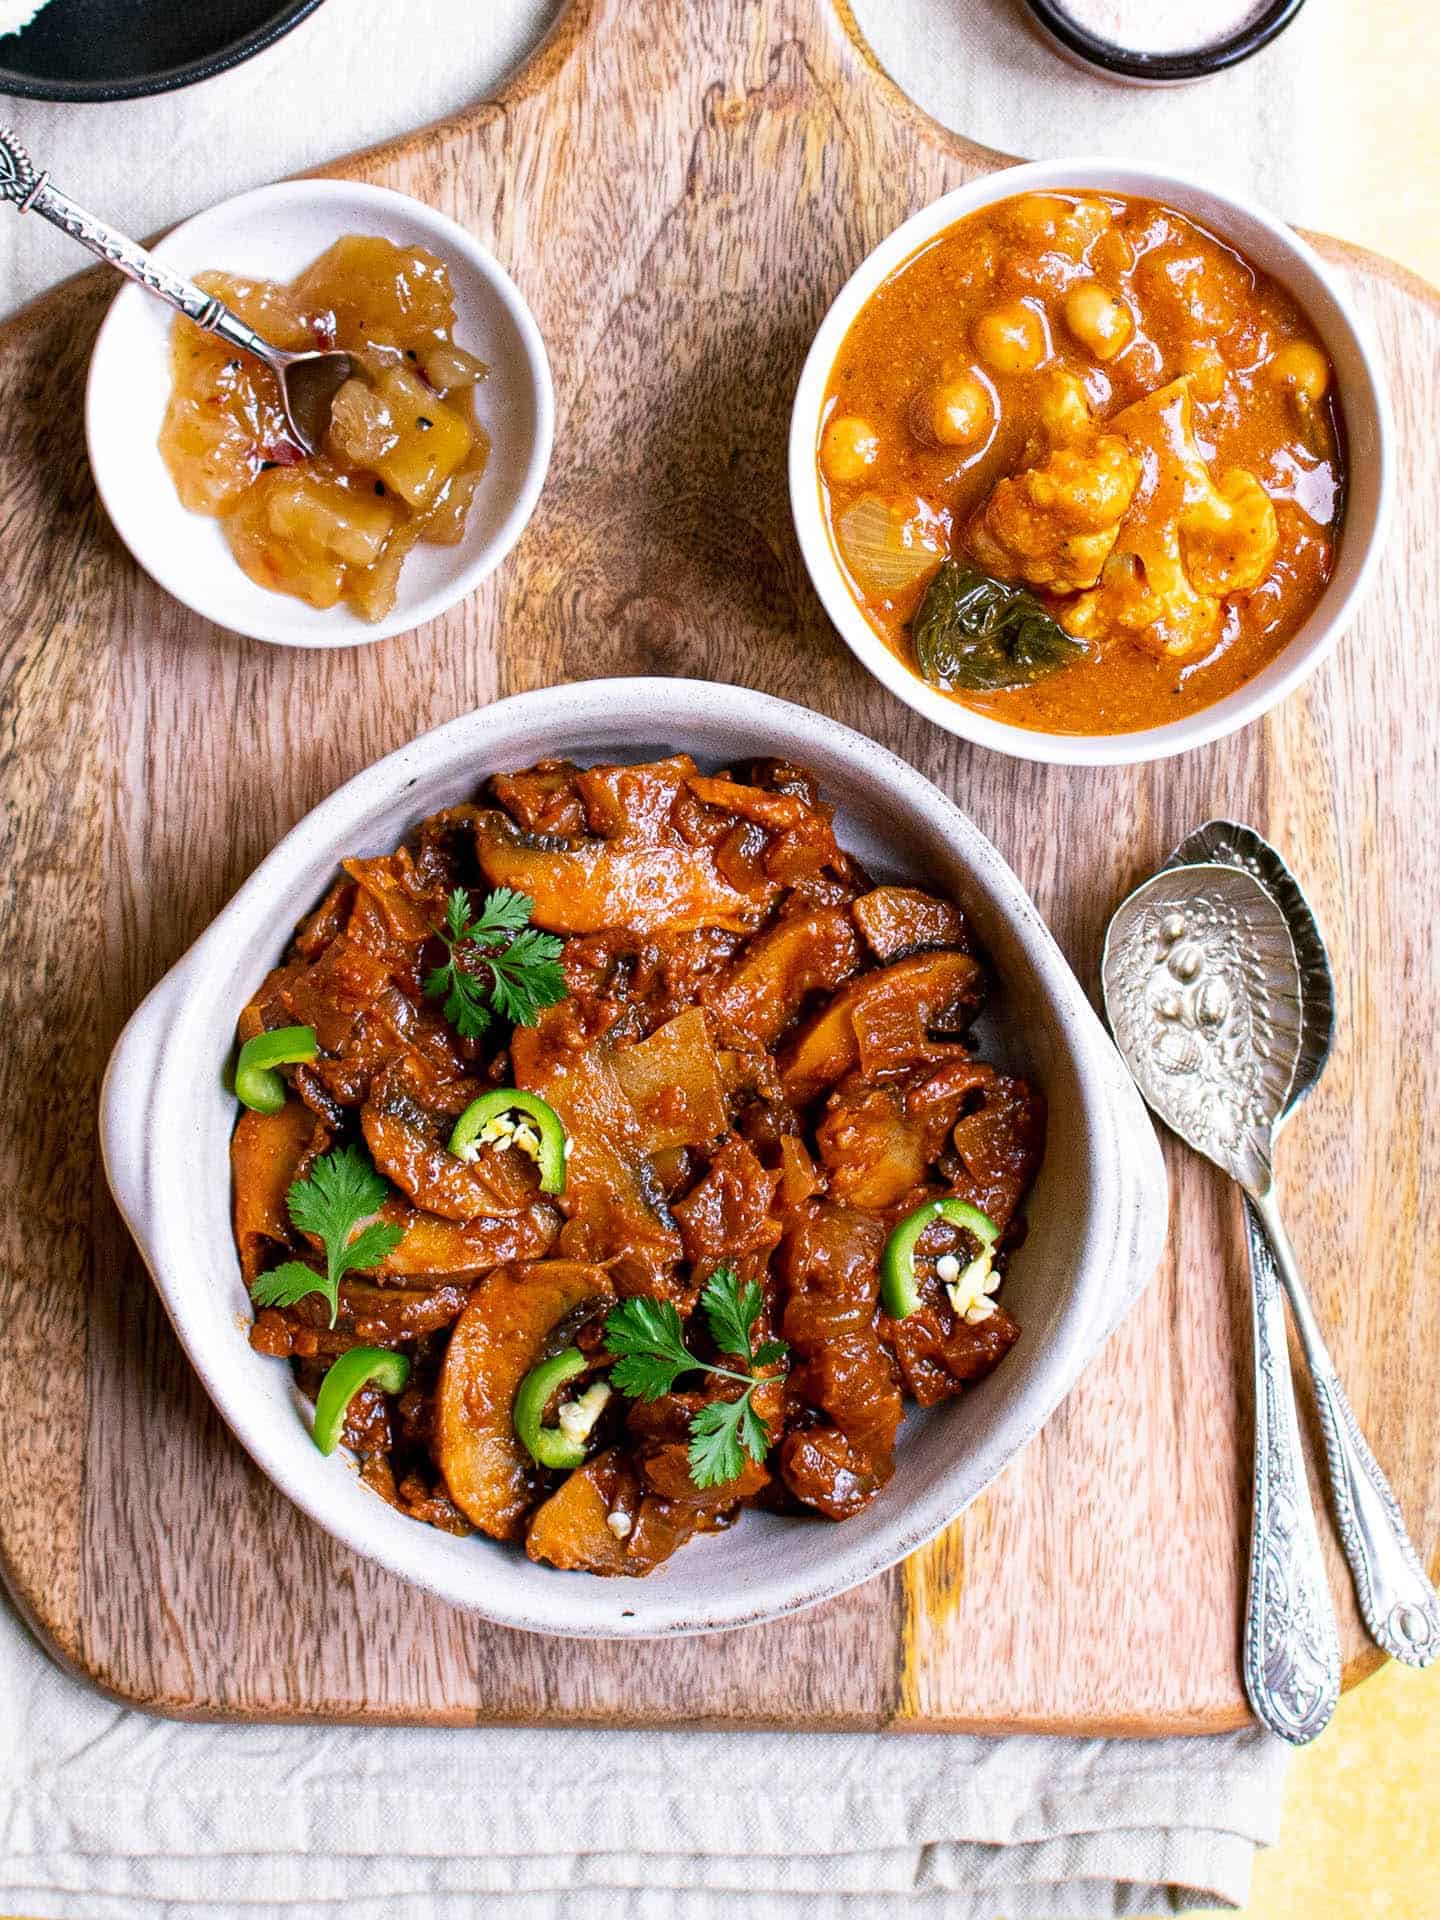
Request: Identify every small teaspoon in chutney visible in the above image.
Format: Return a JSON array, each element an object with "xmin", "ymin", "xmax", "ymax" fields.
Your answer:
[
  {"xmin": 0, "ymin": 128, "xmax": 352, "ymax": 455},
  {"xmin": 1104, "ymin": 858, "xmax": 1439, "ymax": 1745}
]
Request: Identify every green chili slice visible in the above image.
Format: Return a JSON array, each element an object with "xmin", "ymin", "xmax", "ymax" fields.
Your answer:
[
  {"xmin": 880, "ymin": 1196, "xmax": 999, "ymax": 1320},
  {"xmin": 312, "ymin": 1346, "xmax": 411, "ymax": 1457},
  {"xmin": 235, "ymin": 1024, "xmax": 318, "ymax": 1114},
  {"xmin": 513, "ymin": 1347, "xmax": 611, "ymax": 1469},
  {"xmin": 448, "ymin": 1088, "xmax": 567, "ymax": 1194}
]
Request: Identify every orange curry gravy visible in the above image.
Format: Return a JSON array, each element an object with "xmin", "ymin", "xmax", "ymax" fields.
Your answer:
[{"xmin": 818, "ymin": 192, "xmax": 1344, "ymax": 734}]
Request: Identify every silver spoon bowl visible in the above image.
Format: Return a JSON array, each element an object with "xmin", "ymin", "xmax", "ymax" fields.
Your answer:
[
  {"xmin": 1105, "ymin": 861, "xmax": 1340, "ymax": 1743},
  {"xmin": 1165, "ymin": 820, "xmax": 1333, "ymax": 1116},
  {"xmin": 1, "ymin": 128, "xmax": 353, "ymax": 454}
]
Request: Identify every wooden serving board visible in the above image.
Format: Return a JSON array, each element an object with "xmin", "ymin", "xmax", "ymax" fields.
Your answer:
[{"xmin": 1, "ymin": 0, "xmax": 1436, "ymax": 1733}]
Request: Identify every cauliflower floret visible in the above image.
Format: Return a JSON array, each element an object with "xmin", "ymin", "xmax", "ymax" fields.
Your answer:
[
  {"xmin": 1036, "ymin": 367, "xmax": 1096, "ymax": 449},
  {"xmin": 1065, "ymin": 544, "xmax": 1222, "ymax": 659},
  {"xmin": 1181, "ymin": 467, "xmax": 1279, "ymax": 595},
  {"xmin": 964, "ymin": 372, "xmax": 1279, "ymax": 658},
  {"xmin": 1063, "ymin": 378, "xmax": 1277, "ymax": 658},
  {"xmin": 966, "ymin": 432, "xmax": 1142, "ymax": 594}
]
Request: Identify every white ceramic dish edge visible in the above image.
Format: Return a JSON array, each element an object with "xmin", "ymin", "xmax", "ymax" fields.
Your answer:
[
  {"xmin": 788, "ymin": 156, "xmax": 1393, "ymax": 766},
  {"xmin": 100, "ymin": 678, "xmax": 1169, "ymax": 1637},
  {"xmin": 85, "ymin": 178, "xmax": 555, "ymax": 649}
]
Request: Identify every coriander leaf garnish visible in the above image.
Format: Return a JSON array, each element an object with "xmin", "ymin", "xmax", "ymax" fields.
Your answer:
[
  {"xmin": 460, "ymin": 885, "xmax": 534, "ymax": 944},
  {"xmin": 423, "ymin": 885, "xmax": 568, "ymax": 1041},
  {"xmin": 484, "ymin": 926, "xmax": 569, "ymax": 1028},
  {"xmin": 686, "ymin": 1394, "xmax": 760, "ymax": 1491},
  {"xmin": 251, "ymin": 1144, "xmax": 405, "ymax": 1329},
  {"xmin": 701, "ymin": 1266, "xmax": 763, "ymax": 1361},
  {"xmin": 604, "ymin": 1295, "xmax": 698, "ymax": 1403},
  {"xmin": 601, "ymin": 1265, "xmax": 789, "ymax": 1491}
]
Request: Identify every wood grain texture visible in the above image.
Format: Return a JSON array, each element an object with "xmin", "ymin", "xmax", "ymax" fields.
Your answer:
[{"xmin": 0, "ymin": 0, "xmax": 1435, "ymax": 1731}]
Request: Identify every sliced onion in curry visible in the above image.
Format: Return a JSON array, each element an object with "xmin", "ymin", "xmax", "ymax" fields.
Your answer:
[{"xmin": 835, "ymin": 491, "xmax": 948, "ymax": 598}]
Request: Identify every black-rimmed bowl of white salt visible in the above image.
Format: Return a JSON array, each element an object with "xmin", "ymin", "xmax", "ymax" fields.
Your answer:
[{"xmin": 1021, "ymin": 0, "xmax": 1307, "ymax": 86}]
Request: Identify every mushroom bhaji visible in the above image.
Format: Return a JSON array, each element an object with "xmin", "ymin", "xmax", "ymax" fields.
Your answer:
[{"xmin": 230, "ymin": 754, "xmax": 1044, "ymax": 1575}]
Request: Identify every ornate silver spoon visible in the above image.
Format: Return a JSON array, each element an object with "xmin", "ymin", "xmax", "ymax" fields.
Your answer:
[
  {"xmin": 1103, "ymin": 862, "xmax": 1339, "ymax": 1743},
  {"xmin": 1165, "ymin": 825, "xmax": 1440, "ymax": 1674},
  {"xmin": 0, "ymin": 127, "xmax": 353, "ymax": 455},
  {"xmin": 1103, "ymin": 859, "xmax": 1439, "ymax": 1746}
]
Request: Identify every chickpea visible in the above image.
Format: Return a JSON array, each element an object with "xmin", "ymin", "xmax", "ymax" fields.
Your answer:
[
  {"xmin": 1005, "ymin": 193, "xmax": 1074, "ymax": 242},
  {"xmin": 1178, "ymin": 343, "xmax": 1228, "ymax": 403},
  {"xmin": 1092, "ymin": 227, "xmax": 1136, "ymax": 279},
  {"xmin": 1268, "ymin": 340, "xmax": 1330, "ymax": 406},
  {"xmin": 821, "ymin": 414, "xmax": 880, "ymax": 484},
  {"xmin": 972, "ymin": 300, "xmax": 1049, "ymax": 375},
  {"xmin": 1004, "ymin": 193, "xmax": 1111, "ymax": 259},
  {"xmin": 912, "ymin": 368, "xmax": 993, "ymax": 448},
  {"xmin": 1037, "ymin": 367, "xmax": 1094, "ymax": 446},
  {"xmin": 1062, "ymin": 283, "xmax": 1133, "ymax": 362}
]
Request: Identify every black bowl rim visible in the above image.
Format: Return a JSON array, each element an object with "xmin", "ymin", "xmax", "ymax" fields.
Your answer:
[
  {"xmin": 1020, "ymin": 0, "xmax": 1307, "ymax": 82},
  {"xmin": 0, "ymin": 0, "xmax": 326, "ymax": 102}
]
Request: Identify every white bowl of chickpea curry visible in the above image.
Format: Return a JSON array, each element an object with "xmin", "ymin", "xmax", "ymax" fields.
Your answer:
[
  {"xmin": 86, "ymin": 178, "xmax": 553, "ymax": 647},
  {"xmin": 790, "ymin": 160, "xmax": 1391, "ymax": 764}
]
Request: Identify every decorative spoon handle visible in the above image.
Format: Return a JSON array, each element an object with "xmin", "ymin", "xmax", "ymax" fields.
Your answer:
[
  {"xmin": 0, "ymin": 127, "xmax": 274, "ymax": 362},
  {"xmin": 1248, "ymin": 1191, "xmax": 1440, "ymax": 1667},
  {"xmin": 1241, "ymin": 1204, "xmax": 1342, "ymax": 1742}
]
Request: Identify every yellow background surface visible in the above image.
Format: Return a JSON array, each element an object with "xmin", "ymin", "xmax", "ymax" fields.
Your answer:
[
  {"xmin": 3, "ymin": 4, "xmax": 1437, "ymax": 1919},
  {"xmin": 1317, "ymin": 1, "xmax": 1440, "ymax": 290}
]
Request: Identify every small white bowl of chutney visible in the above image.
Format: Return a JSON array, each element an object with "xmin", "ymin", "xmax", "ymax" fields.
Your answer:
[{"xmin": 86, "ymin": 178, "xmax": 554, "ymax": 648}]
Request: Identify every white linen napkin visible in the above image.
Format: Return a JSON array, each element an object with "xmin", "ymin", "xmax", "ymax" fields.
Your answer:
[
  {"xmin": 0, "ymin": 1, "xmax": 1317, "ymax": 1912},
  {"xmin": 852, "ymin": 0, "xmax": 1326, "ymax": 220},
  {"xmin": 0, "ymin": 1589, "xmax": 1288, "ymax": 1917}
]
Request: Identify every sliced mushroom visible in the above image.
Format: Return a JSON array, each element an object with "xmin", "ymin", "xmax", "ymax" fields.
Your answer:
[
  {"xmin": 525, "ymin": 1446, "xmax": 705, "ymax": 1576},
  {"xmin": 780, "ymin": 950, "xmax": 986, "ymax": 1107},
  {"xmin": 701, "ymin": 906, "xmax": 861, "ymax": 1050},
  {"xmin": 472, "ymin": 809, "xmax": 777, "ymax": 936},
  {"xmin": 374, "ymin": 1198, "xmax": 562, "ymax": 1281},
  {"xmin": 362, "ymin": 1055, "xmax": 537, "ymax": 1221},
  {"xmin": 851, "ymin": 887, "xmax": 973, "ymax": 964},
  {"xmin": 525, "ymin": 1449, "xmax": 637, "ymax": 1574},
  {"xmin": 436, "ymin": 1260, "xmax": 613, "ymax": 1539},
  {"xmin": 231, "ymin": 1100, "xmax": 330, "ymax": 1282}
]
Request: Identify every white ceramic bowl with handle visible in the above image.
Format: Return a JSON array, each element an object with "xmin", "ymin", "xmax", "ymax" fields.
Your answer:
[
  {"xmin": 100, "ymin": 678, "xmax": 1168, "ymax": 1637},
  {"xmin": 789, "ymin": 158, "xmax": 1392, "ymax": 766}
]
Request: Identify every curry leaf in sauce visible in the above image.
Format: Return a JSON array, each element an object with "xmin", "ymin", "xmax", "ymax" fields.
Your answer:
[{"xmin": 910, "ymin": 560, "xmax": 1088, "ymax": 692}]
